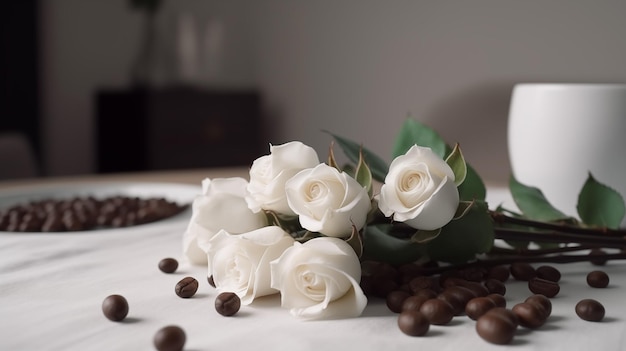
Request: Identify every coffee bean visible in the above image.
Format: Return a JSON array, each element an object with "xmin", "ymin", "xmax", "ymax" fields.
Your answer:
[
  {"xmin": 175, "ymin": 277, "xmax": 198, "ymax": 298},
  {"xmin": 465, "ymin": 297, "xmax": 496, "ymax": 320},
  {"xmin": 215, "ymin": 292, "xmax": 241, "ymax": 316},
  {"xmin": 102, "ymin": 294, "xmax": 129, "ymax": 322},
  {"xmin": 528, "ymin": 277, "xmax": 560, "ymax": 297},
  {"xmin": 419, "ymin": 298, "xmax": 454, "ymax": 325},
  {"xmin": 510, "ymin": 262, "xmax": 536, "ymax": 281},
  {"xmin": 460, "ymin": 266, "xmax": 487, "ymax": 282},
  {"xmin": 386, "ymin": 290, "xmax": 411, "ymax": 313},
  {"xmin": 575, "ymin": 299, "xmax": 605, "ymax": 322},
  {"xmin": 409, "ymin": 276, "xmax": 438, "ymax": 294},
  {"xmin": 587, "ymin": 270, "xmax": 609, "ymax": 288},
  {"xmin": 589, "ymin": 248, "xmax": 608, "ymax": 266},
  {"xmin": 486, "ymin": 293, "xmax": 507, "ymax": 308},
  {"xmin": 398, "ymin": 310, "xmax": 430, "ymax": 336},
  {"xmin": 484, "ymin": 278, "xmax": 506, "ymax": 295},
  {"xmin": 439, "ymin": 286, "xmax": 476, "ymax": 315},
  {"xmin": 153, "ymin": 325, "xmax": 186, "ymax": 351},
  {"xmin": 512, "ymin": 302, "xmax": 547, "ymax": 328},
  {"xmin": 460, "ymin": 281, "xmax": 490, "ymax": 297},
  {"xmin": 536, "ymin": 265, "xmax": 561, "ymax": 282},
  {"xmin": 476, "ymin": 308, "xmax": 518, "ymax": 345},
  {"xmin": 402, "ymin": 295, "xmax": 429, "ymax": 312},
  {"xmin": 487, "ymin": 265, "xmax": 510, "ymax": 282},
  {"xmin": 158, "ymin": 258, "xmax": 178, "ymax": 274},
  {"xmin": 414, "ymin": 288, "xmax": 438, "ymax": 300},
  {"xmin": 525, "ymin": 294, "xmax": 552, "ymax": 316}
]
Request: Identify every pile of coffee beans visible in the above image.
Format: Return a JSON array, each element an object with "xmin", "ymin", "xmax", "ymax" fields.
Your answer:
[
  {"xmin": 361, "ymin": 260, "xmax": 609, "ymax": 344},
  {"xmin": 0, "ymin": 195, "xmax": 188, "ymax": 232}
]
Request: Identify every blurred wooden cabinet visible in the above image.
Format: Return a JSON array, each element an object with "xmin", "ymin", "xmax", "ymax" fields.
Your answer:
[{"xmin": 96, "ymin": 87, "xmax": 263, "ymax": 173}]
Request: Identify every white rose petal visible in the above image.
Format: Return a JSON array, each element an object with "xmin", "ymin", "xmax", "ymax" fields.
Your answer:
[
  {"xmin": 246, "ymin": 141, "xmax": 320, "ymax": 214},
  {"xmin": 209, "ymin": 226, "xmax": 295, "ymax": 305},
  {"xmin": 378, "ymin": 145, "xmax": 459, "ymax": 230},
  {"xmin": 183, "ymin": 177, "xmax": 268, "ymax": 265},
  {"xmin": 270, "ymin": 237, "xmax": 367, "ymax": 320},
  {"xmin": 285, "ymin": 164, "xmax": 371, "ymax": 238}
]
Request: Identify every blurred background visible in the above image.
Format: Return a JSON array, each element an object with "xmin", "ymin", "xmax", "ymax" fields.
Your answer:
[{"xmin": 3, "ymin": 0, "xmax": 626, "ymax": 184}]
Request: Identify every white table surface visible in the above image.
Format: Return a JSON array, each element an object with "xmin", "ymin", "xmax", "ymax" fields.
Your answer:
[{"xmin": 1, "ymin": 170, "xmax": 625, "ymax": 351}]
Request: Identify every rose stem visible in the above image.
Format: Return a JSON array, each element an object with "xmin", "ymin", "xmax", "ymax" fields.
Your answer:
[
  {"xmin": 494, "ymin": 228, "xmax": 626, "ymax": 248},
  {"xmin": 418, "ymin": 252, "xmax": 626, "ymax": 276},
  {"xmin": 490, "ymin": 211, "xmax": 626, "ymax": 237},
  {"xmin": 489, "ymin": 245, "xmax": 597, "ymax": 256}
]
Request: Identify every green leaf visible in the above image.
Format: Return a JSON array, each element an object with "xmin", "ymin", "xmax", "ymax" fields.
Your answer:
[
  {"xmin": 411, "ymin": 228, "xmax": 442, "ymax": 244},
  {"xmin": 577, "ymin": 173, "xmax": 626, "ymax": 229},
  {"xmin": 445, "ymin": 143, "xmax": 467, "ymax": 186},
  {"xmin": 324, "ymin": 131, "xmax": 389, "ymax": 183},
  {"xmin": 355, "ymin": 148, "xmax": 373, "ymax": 197},
  {"xmin": 425, "ymin": 200, "xmax": 494, "ymax": 263},
  {"xmin": 392, "ymin": 117, "xmax": 447, "ymax": 158},
  {"xmin": 509, "ymin": 175, "xmax": 569, "ymax": 222},
  {"xmin": 458, "ymin": 164, "xmax": 486, "ymax": 201},
  {"xmin": 362, "ymin": 224, "xmax": 426, "ymax": 265}
]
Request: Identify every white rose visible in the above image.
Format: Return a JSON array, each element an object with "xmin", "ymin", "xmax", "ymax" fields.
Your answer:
[
  {"xmin": 208, "ymin": 226, "xmax": 295, "ymax": 305},
  {"xmin": 183, "ymin": 177, "xmax": 268, "ymax": 265},
  {"xmin": 270, "ymin": 237, "xmax": 367, "ymax": 320},
  {"xmin": 378, "ymin": 145, "xmax": 459, "ymax": 230},
  {"xmin": 246, "ymin": 141, "xmax": 320, "ymax": 215},
  {"xmin": 285, "ymin": 164, "xmax": 371, "ymax": 238}
]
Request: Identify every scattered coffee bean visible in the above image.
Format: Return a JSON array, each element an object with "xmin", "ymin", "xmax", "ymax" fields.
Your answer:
[
  {"xmin": 175, "ymin": 277, "xmax": 198, "ymax": 298},
  {"xmin": 575, "ymin": 299, "xmax": 605, "ymax": 322},
  {"xmin": 419, "ymin": 298, "xmax": 454, "ymax": 325},
  {"xmin": 439, "ymin": 286, "xmax": 476, "ymax": 315},
  {"xmin": 512, "ymin": 302, "xmax": 547, "ymax": 328},
  {"xmin": 476, "ymin": 308, "xmax": 518, "ymax": 345},
  {"xmin": 465, "ymin": 297, "xmax": 496, "ymax": 320},
  {"xmin": 207, "ymin": 275, "xmax": 216, "ymax": 288},
  {"xmin": 158, "ymin": 258, "xmax": 178, "ymax": 274},
  {"xmin": 414, "ymin": 288, "xmax": 438, "ymax": 300},
  {"xmin": 486, "ymin": 293, "xmax": 507, "ymax": 308},
  {"xmin": 153, "ymin": 325, "xmax": 186, "ymax": 351},
  {"xmin": 484, "ymin": 278, "xmax": 506, "ymax": 295},
  {"xmin": 402, "ymin": 295, "xmax": 429, "ymax": 312},
  {"xmin": 589, "ymin": 248, "xmax": 608, "ymax": 266},
  {"xmin": 536, "ymin": 265, "xmax": 561, "ymax": 282},
  {"xmin": 409, "ymin": 276, "xmax": 438, "ymax": 294},
  {"xmin": 528, "ymin": 277, "xmax": 560, "ymax": 297},
  {"xmin": 215, "ymin": 292, "xmax": 241, "ymax": 316},
  {"xmin": 587, "ymin": 270, "xmax": 609, "ymax": 288},
  {"xmin": 386, "ymin": 290, "xmax": 411, "ymax": 313},
  {"xmin": 510, "ymin": 262, "xmax": 536, "ymax": 281},
  {"xmin": 525, "ymin": 294, "xmax": 552, "ymax": 316},
  {"xmin": 487, "ymin": 265, "xmax": 510, "ymax": 282},
  {"xmin": 102, "ymin": 294, "xmax": 129, "ymax": 322},
  {"xmin": 398, "ymin": 310, "xmax": 430, "ymax": 336}
]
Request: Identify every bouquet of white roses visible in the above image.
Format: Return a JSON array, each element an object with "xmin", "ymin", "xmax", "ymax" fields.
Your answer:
[{"xmin": 182, "ymin": 117, "xmax": 626, "ymax": 320}]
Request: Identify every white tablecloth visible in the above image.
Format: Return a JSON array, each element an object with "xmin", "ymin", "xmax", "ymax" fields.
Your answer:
[{"xmin": 2, "ymin": 185, "xmax": 626, "ymax": 350}]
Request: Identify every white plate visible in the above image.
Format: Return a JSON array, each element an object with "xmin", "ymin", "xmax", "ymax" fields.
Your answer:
[{"xmin": 0, "ymin": 182, "xmax": 201, "ymax": 234}]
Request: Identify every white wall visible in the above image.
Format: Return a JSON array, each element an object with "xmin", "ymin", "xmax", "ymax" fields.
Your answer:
[{"xmin": 41, "ymin": 1, "xmax": 626, "ymax": 183}]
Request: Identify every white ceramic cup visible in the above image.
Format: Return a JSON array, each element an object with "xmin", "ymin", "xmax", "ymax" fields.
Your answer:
[{"xmin": 508, "ymin": 83, "xmax": 626, "ymax": 226}]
